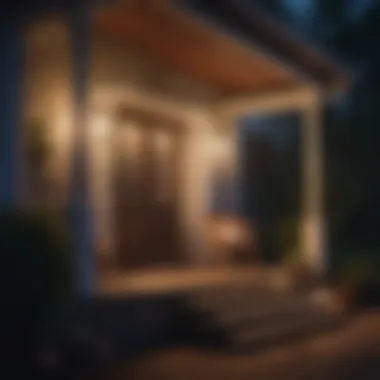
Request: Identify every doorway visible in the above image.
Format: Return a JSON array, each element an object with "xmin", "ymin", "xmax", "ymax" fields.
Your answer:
[{"xmin": 112, "ymin": 106, "xmax": 183, "ymax": 270}]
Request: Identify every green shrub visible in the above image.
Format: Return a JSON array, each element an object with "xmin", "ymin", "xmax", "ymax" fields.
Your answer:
[
  {"xmin": 0, "ymin": 209, "xmax": 73, "ymax": 326},
  {"xmin": 338, "ymin": 257, "xmax": 375, "ymax": 284},
  {"xmin": 331, "ymin": 254, "xmax": 380, "ymax": 307},
  {"xmin": 277, "ymin": 217, "xmax": 300, "ymax": 264}
]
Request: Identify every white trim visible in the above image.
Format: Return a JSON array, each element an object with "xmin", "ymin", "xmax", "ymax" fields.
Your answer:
[
  {"xmin": 214, "ymin": 85, "xmax": 320, "ymax": 121},
  {"xmin": 300, "ymin": 95, "xmax": 326, "ymax": 274},
  {"xmin": 91, "ymin": 84, "xmax": 206, "ymax": 120}
]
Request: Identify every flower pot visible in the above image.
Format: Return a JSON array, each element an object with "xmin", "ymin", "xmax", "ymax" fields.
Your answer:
[
  {"xmin": 286, "ymin": 263, "xmax": 314, "ymax": 289},
  {"xmin": 333, "ymin": 282, "xmax": 360, "ymax": 314}
]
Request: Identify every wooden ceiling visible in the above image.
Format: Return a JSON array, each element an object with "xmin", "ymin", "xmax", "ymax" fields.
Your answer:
[{"xmin": 93, "ymin": 1, "xmax": 300, "ymax": 95}]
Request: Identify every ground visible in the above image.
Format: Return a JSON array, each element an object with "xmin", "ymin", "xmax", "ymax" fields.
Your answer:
[{"xmin": 109, "ymin": 311, "xmax": 380, "ymax": 380}]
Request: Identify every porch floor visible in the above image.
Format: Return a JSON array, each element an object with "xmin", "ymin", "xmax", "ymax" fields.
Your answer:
[{"xmin": 98, "ymin": 265, "xmax": 295, "ymax": 296}]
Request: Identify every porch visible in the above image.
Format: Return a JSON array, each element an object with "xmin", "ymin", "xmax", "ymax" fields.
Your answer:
[
  {"xmin": 98, "ymin": 265, "xmax": 292, "ymax": 296},
  {"xmin": 79, "ymin": 264, "xmax": 341, "ymax": 358},
  {"xmin": 0, "ymin": 1, "xmax": 347, "ymax": 296}
]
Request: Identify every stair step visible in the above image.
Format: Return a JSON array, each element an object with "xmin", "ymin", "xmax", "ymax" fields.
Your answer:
[
  {"xmin": 185, "ymin": 282, "xmax": 342, "ymax": 352},
  {"xmin": 214, "ymin": 299, "xmax": 318, "ymax": 328},
  {"xmin": 232, "ymin": 304, "xmax": 325, "ymax": 333},
  {"xmin": 230, "ymin": 310, "xmax": 338, "ymax": 349},
  {"xmin": 189, "ymin": 289, "xmax": 318, "ymax": 324},
  {"xmin": 214, "ymin": 297, "xmax": 311, "ymax": 323},
  {"xmin": 189, "ymin": 287, "xmax": 290, "ymax": 311}
]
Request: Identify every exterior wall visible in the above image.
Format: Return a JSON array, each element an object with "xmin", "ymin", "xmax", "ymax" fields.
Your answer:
[
  {"xmin": 25, "ymin": 20, "xmax": 72, "ymax": 205},
  {"xmin": 25, "ymin": 18, "xmax": 235, "ymax": 266}
]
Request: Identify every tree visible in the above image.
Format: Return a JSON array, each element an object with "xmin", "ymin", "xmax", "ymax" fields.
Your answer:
[{"xmin": 258, "ymin": 0, "xmax": 380, "ymax": 251}]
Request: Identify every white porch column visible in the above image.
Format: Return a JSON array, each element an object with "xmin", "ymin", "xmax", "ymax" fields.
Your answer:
[
  {"xmin": 0, "ymin": 21, "xmax": 23, "ymax": 209},
  {"xmin": 301, "ymin": 95, "xmax": 326, "ymax": 274},
  {"xmin": 68, "ymin": 5, "xmax": 95, "ymax": 296},
  {"xmin": 215, "ymin": 86, "xmax": 327, "ymax": 271},
  {"xmin": 183, "ymin": 111, "xmax": 213, "ymax": 266}
]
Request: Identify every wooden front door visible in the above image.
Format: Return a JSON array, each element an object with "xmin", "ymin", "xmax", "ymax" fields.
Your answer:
[{"xmin": 112, "ymin": 108, "xmax": 182, "ymax": 269}]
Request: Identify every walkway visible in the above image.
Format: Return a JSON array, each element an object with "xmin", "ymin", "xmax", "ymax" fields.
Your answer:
[{"xmin": 115, "ymin": 312, "xmax": 380, "ymax": 380}]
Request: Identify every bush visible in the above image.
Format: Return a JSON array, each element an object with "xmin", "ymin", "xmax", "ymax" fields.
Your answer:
[
  {"xmin": 277, "ymin": 217, "xmax": 300, "ymax": 264},
  {"xmin": 0, "ymin": 209, "xmax": 73, "ymax": 326},
  {"xmin": 330, "ymin": 254, "xmax": 380, "ymax": 309}
]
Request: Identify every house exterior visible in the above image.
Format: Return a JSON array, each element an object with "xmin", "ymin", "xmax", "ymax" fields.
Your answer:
[{"xmin": 0, "ymin": 0, "xmax": 348, "ymax": 296}]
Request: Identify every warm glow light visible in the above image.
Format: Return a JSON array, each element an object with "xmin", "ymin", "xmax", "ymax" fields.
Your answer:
[
  {"xmin": 207, "ymin": 217, "xmax": 252, "ymax": 249},
  {"xmin": 219, "ymin": 221, "xmax": 242, "ymax": 245},
  {"xmin": 92, "ymin": 115, "xmax": 110, "ymax": 139},
  {"xmin": 212, "ymin": 135, "xmax": 229, "ymax": 159}
]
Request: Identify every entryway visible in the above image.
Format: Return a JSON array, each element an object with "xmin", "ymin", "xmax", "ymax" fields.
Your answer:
[{"xmin": 111, "ymin": 106, "xmax": 184, "ymax": 270}]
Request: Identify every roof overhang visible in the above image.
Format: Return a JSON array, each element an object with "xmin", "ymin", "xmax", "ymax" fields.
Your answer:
[
  {"xmin": 26, "ymin": 0, "xmax": 349, "ymax": 98},
  {"xmin": 93, "ymin": 1, "xmax": 304, "ymax": 96},
  {"xmin": 179, "ymin": 0, "xmax": 349, "ymax": 95},
  {"xmin": 93, "ymin": 0, "xmax": 349, "ymax": 98}
]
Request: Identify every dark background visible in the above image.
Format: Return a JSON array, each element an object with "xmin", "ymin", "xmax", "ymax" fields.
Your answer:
[{"xmin": 240, "ymin": 0, "xmax": 380, "ymax": 266}]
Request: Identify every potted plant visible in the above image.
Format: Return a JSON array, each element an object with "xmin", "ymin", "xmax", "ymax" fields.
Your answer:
[
  {"xmin": 331, "ymin": 258, "xmax": 374, "ymax": 314},
  {"xmin": 278, "ymin": 218, "xmax": 314, "ymax": 288}
]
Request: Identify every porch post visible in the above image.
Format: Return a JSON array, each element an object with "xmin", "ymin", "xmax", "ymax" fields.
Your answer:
[
  {"xmin": 231, "ymin": 119, "xmax": 244, "ymax": 216},
  {"xmin": 68, "ymin": 4, "xmax": 95, "ymax": 296},
  {"xmin": 301, "ymin": 95, "xmax": 326, "ymax": 274},
  {"xmin": 0, "ymin": 21, "xmax": 23, "ymax": 209}
]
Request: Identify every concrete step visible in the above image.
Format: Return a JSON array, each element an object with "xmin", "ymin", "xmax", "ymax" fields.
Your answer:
[
  {"xmin": 197, "ymin": 295, "xmax": 311, "ymax": 327},
  {"xmin": 229, "ymin": 306, "xmax": 338, "ymax": 349},
  {"xmin": 187, "ymin": 284, "xmax": 341, "ymax": 351},
  {"xmin": 190, "ymin": 287, "xmax": 283, "ymax": 309}
]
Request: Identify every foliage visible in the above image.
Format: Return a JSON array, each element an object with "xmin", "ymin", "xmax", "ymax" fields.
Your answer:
[
  {"xmin": 0, "ymin": 209, "xmax": 73, "ymax": 326},
  {"xmin": 265, "ymin": 0, "xmax": 380, "ymax": 255},
  {"xmin": 337, "ymin": 257, "xmax": 375, "ymax": 284},
  {"xmin": 277, "ymin": 217, "xmax": 300, "ymax": 264},
  {"xmin": 330, "ymin": 252, "xmax": 380, "ymax": 308}
]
